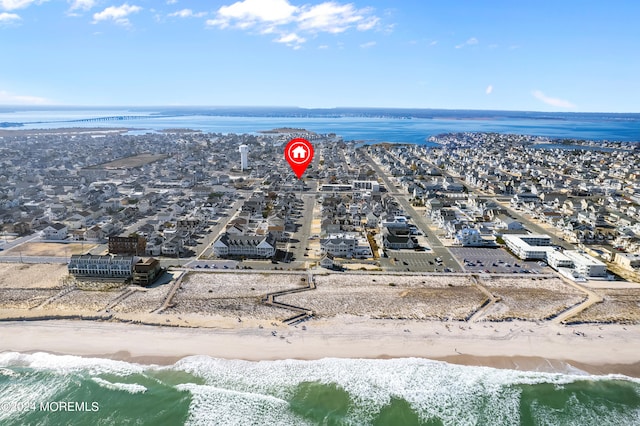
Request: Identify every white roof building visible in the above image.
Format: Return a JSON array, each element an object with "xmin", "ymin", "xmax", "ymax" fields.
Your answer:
[
  {"xmin": 503, "ymin": 234, "xmax": 553, "ymax": 260},
  {"xmin": 547, "ymin": 250, "xmax": 574, "ymax": 269},
  {"xmin": 564, "ymin": 250, "xmax": 607, "ymax": 277}
]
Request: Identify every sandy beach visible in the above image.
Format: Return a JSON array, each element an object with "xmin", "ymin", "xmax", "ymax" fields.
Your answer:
[
  {"xmin": 1, "ymin": 317, "xmax": 639, "ymax": 377},
  {"xmin": 1, "ymin": 265, "xmax": 640, "ymax": 377}
]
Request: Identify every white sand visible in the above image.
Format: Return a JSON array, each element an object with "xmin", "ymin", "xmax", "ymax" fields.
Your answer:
[{"xmin": 1, "ymin": 317, "xmax": 638, "ymax": 373}]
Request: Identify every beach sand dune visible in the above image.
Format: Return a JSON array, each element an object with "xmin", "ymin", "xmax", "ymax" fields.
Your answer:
[
  {"xmin": 0, "ymin": 264, "xmax": 67, "ymax": 289},
  {"xmin": 566, "ymin": 288, "xmax": 640, "ymax": 324},
  {"xmin": 478, "ymin": 276, "xmax": 586, "ymax": 321},
  {"xmin": 281, "ymin": 274, "xmax": 485, "ymax": 320}
]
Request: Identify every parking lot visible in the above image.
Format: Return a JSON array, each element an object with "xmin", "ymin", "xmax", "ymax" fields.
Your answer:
[
  {"xmin": 448, "ymin": 247, "xmax": 551, "ymax": 274},
  {"xmin": 381, "ymin": 249, "xmax": 459, "ymax": 272},
  {"xmin": 186, "ymin": 259, "xmax": 239, "ymax": 270}
]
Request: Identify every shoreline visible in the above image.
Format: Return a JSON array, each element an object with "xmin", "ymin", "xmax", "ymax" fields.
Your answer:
[{"xmin": 2, "ymin": 318, "xmax": 640, "ymax": 378}]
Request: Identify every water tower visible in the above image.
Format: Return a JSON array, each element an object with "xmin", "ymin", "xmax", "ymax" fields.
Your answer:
[{"xmin": 239, "ymin": 144, "xmax": 248, "ymax": 171}]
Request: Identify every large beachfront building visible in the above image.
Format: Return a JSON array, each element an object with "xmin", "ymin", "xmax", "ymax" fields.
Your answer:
[
  {"xmin": 213, "ymin": 232, "xmax": 277, "ymax": 258},
  {"xmin": 68, "ymin": 255, "xmax": 162, "ymax": 285},
  {"xmin": 547, "ymin": 250, "xmax": 575, "ymax": 269},
  {"xmin": 68, "ymin": 254, "xmax": 135, "ymax": 278},
  {"xmin": 563, "ymin": 250, "xmax": 607, "ymax": 277},
  {"xmin": 614, "ymin": 253, "xmax": 640, "ymax": 271},
  {"xmin": 132, "ymin": 258, "xmax": 162, "ymax": 286},
  {"xmin": 503, "ymin": 234, "xmax": 553, "ymax": 260},
  {"xmin": 320, "ymin": 233, "xmax": 373, "ymax": 258}
]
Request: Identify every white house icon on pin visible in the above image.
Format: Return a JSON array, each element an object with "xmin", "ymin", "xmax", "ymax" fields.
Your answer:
[{"xmin": 292, "ymin": 146, "xmax": 307, "ymax": 159}]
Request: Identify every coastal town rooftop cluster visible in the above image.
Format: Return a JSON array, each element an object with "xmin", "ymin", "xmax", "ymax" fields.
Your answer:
[{"xmin": 0, "ymin": 128, "xmax": 639, "ymax": 283}]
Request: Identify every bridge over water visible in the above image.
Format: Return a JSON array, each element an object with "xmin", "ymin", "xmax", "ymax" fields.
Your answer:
[
  {"xmin": 62, "ymin": 115, "xmax": 169, "ymax": 123},
  {"xmin": 2, "ymin": 114, "xmax": 175, "ymax": 128}
]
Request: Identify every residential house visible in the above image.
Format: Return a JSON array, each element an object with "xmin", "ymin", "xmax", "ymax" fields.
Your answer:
[
  {"xmin": 383, "ymin": 229, "xmax": 416, "ymax": 249},
  {"xmin": 42, "ymin": 223, "xmax": 68, "ymax": 240},
  {"xmin": 494, "ymin": 214, "xmax": 525, "ymax": 231},
  {"xmin": 320, "ymin": 233, "xmax": 372, "ymax": 258},
  {"xmin": 213, "ymin": 232, "xmax": 277, "ymax": 258},
  {"xmin": 84, "ymin": 225, "xmax": 106, "ymax": 242}
]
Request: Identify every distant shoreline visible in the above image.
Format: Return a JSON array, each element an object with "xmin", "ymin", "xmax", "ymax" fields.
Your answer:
[
  {"xmin": 0, "ymin": 127, "xmax": 133, "ymax": 136},
  {"xmin": 2, "ymin": 108, "xmax": 639, "ymax": 141},
  {"xmin": 258, "ymin": 127, "xmax": 317, "ymax": 134}
]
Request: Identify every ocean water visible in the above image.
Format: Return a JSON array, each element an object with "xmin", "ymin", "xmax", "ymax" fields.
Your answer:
[
  {"xmin": 1, "ymin": 107, "xmax": 639, "ymax": 143},
  {"xmin": 1, "ymin": 352, "xmax": 639, "ymax": 425}
]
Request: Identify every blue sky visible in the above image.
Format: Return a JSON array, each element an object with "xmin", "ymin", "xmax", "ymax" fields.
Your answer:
[{"xmin": 1, "ymin": 0, "xmax": 638, "ymax": 112}]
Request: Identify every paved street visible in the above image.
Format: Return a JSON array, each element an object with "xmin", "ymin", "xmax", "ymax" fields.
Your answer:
[
  {"xmin": 290, "ymin": 193, "xmax": 316, "ymax": 261},
  {"xmin": 497, "ymin": 203, "xmax": 574, "ymax": 250},
  {"xmin": 0, "ymin": 255, "xmax": 68, "ymax": 264},
  {"xmin": 365, "ymin": 152, "xmax": 463, "ymax": 272},
  {"xmin": 0, "ymin": 233, "xmax": 40, "ymax": 251},
  {"xmin": 196, "ymin": 196, "xmax": 246, "ymax": 259},
  {"xmin": 415, "ymin": 149, "xmax": 573, "ymax": 250}
]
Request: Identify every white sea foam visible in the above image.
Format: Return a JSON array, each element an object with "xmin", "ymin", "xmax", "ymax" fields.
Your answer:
[
  {"xmin": 0, "ymin": 367, "xmax": 19, "ymax": 378},
  {"xmin": 168, "ymin": 356, "xmax": 640, "ymax": 426},
  {"xmin": 530, "ymin": 393, "xmax": 640, "ymax": 426},
  {"xmin": 91, "ymin": 377, "xmax": 147, "ymax": 394},
  {"xmin": 0, "ymin": 351, "xmax": 146, "ymax": 376},
  {"xmin": 177, "ymin": 383, "xmax": 311, "ymax": 426},
  {"xmin": 1, "ymin": 352, "xmax": 639, "ymax": 425},
  {"xmin": 0, "ymin": 369, "xmax": 70, "ymax": 422}
]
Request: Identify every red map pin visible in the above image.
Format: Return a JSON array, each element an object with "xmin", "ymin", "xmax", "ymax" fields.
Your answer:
[{"xmin": 284, "ymin": 138, "xmax": 314, "ymax": 179}]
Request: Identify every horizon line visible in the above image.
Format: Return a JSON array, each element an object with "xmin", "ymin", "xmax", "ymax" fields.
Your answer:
[{"xmin": 1, "ymin": 105, "xmax": 639, "ymax": 115}]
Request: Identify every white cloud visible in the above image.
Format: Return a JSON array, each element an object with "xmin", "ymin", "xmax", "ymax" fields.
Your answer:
[
  {"xmin": 207, "ymin": 0, "xmax": 297, "ymax": 29},
  {"xmin": 455, "ymin": 37, "xmax": 478, "ymax": 49},
  {"xmin": 276, "ymin": 32, "xmax": 303, "ymax": 43},
  {"xmin": 0, "ymin": 90, "xmax": 50, "ymax": 105},
  {"xmin": 67, "ymin": 0, "xmax": 96, "ymax": 12},
  {"xmin": 166, "ymin": 0, "xmax": 177, "ymax": 4},
  {"xmin": 532, "ymin": 90, "xmax": 575, "ymax": 108},
  {"xmin": 0, "ymin": 0, "xmax": 46, "ymax": 11},
  {"xmin": 169, "ymin": 9, "xmax": 206, "ymax": 18},
  {"xmin": 318, "ymin": 44, "xmax": 328, "ymax": 49},
  {"xmin": 356, "ymin": 16, "xmax": 379, "ymax": 31},
  {"xmin": 360, "ymin": 41, "xmax": 375, "ymax": 48},
  {"xmin": 485, "ymin": 85, "xmax": 493, "ymax": 95},
  {"xmin": 275, "ymin": 31, "xmax": 305, "ymax": 49},
  {"xmin": 297, "ymin": 2, "xmax": 374, "ymax": 33},
  {"xmin": 207, "ymin": 0, "xmax": 381, "ymax": 48},
  {"xmin": 93, "ymin": 3, "xmax": 142, "ymax": 26},
  {"xmin": 0, "ymin": 11, "xmax": 20, "ymax": 22},
  {"xmin": 429, "ymin": 40, "xmax": 438, "ymax": 46}
]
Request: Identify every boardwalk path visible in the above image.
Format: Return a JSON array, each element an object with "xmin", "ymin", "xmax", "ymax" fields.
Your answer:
[
  {"xmin": 263, "ymin": 271, "xmax": 316, "ymax": 325},
  {"xmin": 552, "ymin": 279, "xmax": 603, "ymax": 324}
]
